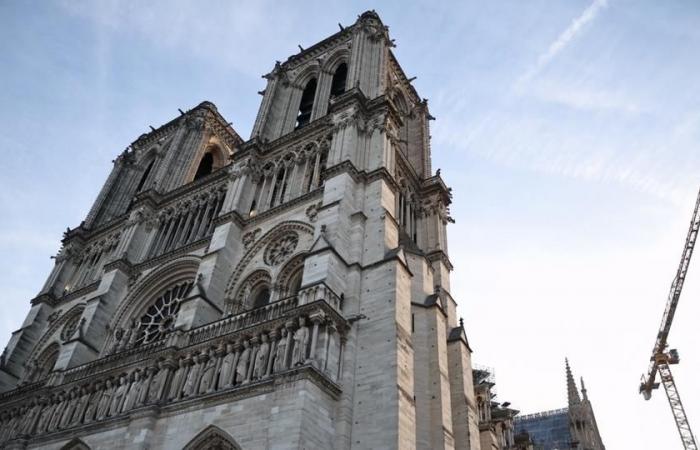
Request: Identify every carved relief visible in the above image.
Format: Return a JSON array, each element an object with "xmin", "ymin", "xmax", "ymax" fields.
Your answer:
[
  {"xmin": 242, "ymin": 228, "xmax": 262, "ymax": 250},
  {"xmin": 305, "ymin": 203, "xmax": 321, "ymax": 222}
]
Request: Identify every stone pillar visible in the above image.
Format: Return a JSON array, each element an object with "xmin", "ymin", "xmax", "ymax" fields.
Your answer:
[{"xmin": 308, "ymin": 312, "xmax": 325, "ymax": 365}]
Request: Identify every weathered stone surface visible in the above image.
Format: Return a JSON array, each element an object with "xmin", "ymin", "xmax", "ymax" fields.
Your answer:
[{"xmin": 0, "ymin": 10, "xmax": 500, "ymax": 450}]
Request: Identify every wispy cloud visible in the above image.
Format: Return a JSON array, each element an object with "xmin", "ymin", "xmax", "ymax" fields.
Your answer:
[
  {"xmin": 515, "ymin": 0, "xmax": 609, "ymax": 88},
  {"xmin": 57, "ymin": 0, "xmax": 293, "ymax": 77},
  {"xmin": 527, "ymin": 80, "xmax": 645, "ymax": 115}
]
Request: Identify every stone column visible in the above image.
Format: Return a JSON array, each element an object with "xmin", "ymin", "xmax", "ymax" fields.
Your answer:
[
  {"xmin": 284, "ymin": 320, "xmax": 295, "ymax": 369},
  {"xmin": 308, "ymin": 312, "xmax": 325, "ymax": 365},
  {"xmin": 266, "ymin": 329, "xmax": 279, "ymax": 377}
]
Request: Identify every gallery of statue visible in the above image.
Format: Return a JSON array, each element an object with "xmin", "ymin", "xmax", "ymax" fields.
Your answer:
[{"xmin": 0, "ymin": 11, "xmax": 603, "ymax": 450}]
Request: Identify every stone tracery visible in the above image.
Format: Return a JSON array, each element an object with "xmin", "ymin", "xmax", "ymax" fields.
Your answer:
[
  {"xmin": 135, "ymin": 281, "xmax": 193, "ymax": 346},
  {"xmin": 263, "ymin": 232, "xmax": 299, "ymax": 266}
]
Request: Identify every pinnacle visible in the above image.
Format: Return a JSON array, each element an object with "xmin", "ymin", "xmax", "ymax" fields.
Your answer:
[{"xmin": 566, "ymin": 358, "xmax": 581, "ymax": 406}]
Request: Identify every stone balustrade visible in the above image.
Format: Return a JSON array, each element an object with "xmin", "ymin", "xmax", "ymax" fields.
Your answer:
[{"xmin": 0, "ymin": 295, "xmax": 347, "ymax": 446}]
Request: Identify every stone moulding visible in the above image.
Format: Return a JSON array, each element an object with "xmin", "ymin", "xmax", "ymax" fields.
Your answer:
[{"xmin": 31, "ymin": 281, "xmax": 99, "ymax": 307}]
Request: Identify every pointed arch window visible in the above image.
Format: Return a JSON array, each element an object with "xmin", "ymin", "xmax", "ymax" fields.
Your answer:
[
  {"xmin": 251, "ymin": 286, "xmax": 271, "ymax": 309},
  {"xmin": 136, "ymin": 160, "xmax": 155, "ymax": 192},
  {"xmin": 270, "ymin": 167, "xmax": 287, "ymax": 208},
  {"xmin": 329, "ymin": 63, "xmax": 348, "ymax": 100},
  {"xmin": 27, "ymin": 342, "xmax": 60, "ymax": 382},
  {"xmin": 194, "ymin": 152, "xmax": 214, "ymax": 181},
  {"xmin": 184, "ymin": 425, "xmax": 241, "ymax": 450},
  {"xmin": 287, "ymin": 268, "xmax": 303, "ymax": 297},
  {"xmin": 295, "ymin": 78, "xmax": 317, "ymax": 129},
  {"xmin": 60, "ymin": 438, "xmax": 91, "ymax": 450}
]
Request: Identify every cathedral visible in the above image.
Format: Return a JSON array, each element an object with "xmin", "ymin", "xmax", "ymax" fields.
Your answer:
[
  {"xmin": 0, "ymin": 11, "xmax": 604, "ymax": 450},
  {"xmin": 514, "ymin": 361, "xmax": 605, "ymax": 450}
]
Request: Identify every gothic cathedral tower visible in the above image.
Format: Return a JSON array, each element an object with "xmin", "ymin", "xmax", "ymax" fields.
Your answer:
[{"xmin": 0, "ymin": 11, "xmax": 481, "ymax": 450}]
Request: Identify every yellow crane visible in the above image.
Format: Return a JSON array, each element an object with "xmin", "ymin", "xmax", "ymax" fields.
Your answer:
[{"xmin": 639, "ymin": 188, "xmax": 699, "ymax": 450}]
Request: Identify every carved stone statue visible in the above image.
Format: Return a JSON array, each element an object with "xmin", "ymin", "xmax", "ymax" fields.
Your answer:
[
  {"xmin": 35, "ymin": 396, "xmax": 54, "ymax": 434},
  {"xmin": 83, "ymin": 383, "xmax": 100, "ymax": 424},
  {"xmin": 136, "ymin": 367, "xmax": 153, "ymax": 406},
  {"xmin": 71, "ymin": 386, "xmax": 91, "ymax": 426},
  {"xmin": 19, "ymin": 398, "xmax": 41, "ymax": 435},
  {"xmin": 0, "ymin": 411, "xmax": 11, "ymax": 441},
  {"xmin": 5, "ymin": 409, "xmax": 20, "ymax": 440},
  {"xmin": 292, "ymin": 317, "xmax": 310, "ymax": 366},
  {"xmin": 253, "ymin": 333, "xmax": 270, "ymax": 380},
  {"xmin": 47, "ymin": 392, "xmax": 67, "ymax": 432},
  {"xmin": 148, "ymin": 363, "xmax": 167, "ymax": 403},
  {"xmin": 235, "ymin": 340, "xmax": 251, "ymax": 385},
  {"xmin": 109, "ymin": 375, "xmax": 128, "ymax": 416},
  {"xmin": 168, "ymin": 357, "xmax": 186, "ymax": 400},
  {"xmin": 198, "ymin": 351, "xmax": 217, "ymax": 394},
  {"xmin": 274, "ymin": 328, "xmax": 288, "ymax": 372},
  {"xmin": 218, "ymin": 343, "xmax": 235, "ymax": 390},
  {"xmin": 111, "ymin": 327, "xmax": 124, "ymax": 353},
  {"xmin": 96, "ymin": 379, "xmax": 114, "ymax": 420},
  {"xmin": 182, "ymin": 354, "xmax": 200, "ymax": 398},
  {"xmin": 126, "ymin": 318, "xmax": 140, "ymax": 348},
  {"xmin": 122, "ymin": 370, "xmax": 143, "ymax": 412},
  {"xmin": 59, "ymin": 388, "xmax": 79, "ymax": 429}
]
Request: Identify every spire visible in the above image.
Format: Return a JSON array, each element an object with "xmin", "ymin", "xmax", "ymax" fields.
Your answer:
[
  {"xmin": 580, "ymin": 376, "xmax": 589, "ymax": 401},
  {"xmin": 566, "ymin": 358, "xmax": 581, "ymax": 406}
]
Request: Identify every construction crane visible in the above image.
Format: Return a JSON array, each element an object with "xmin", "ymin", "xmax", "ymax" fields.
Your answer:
[{"xmin": 639, "ymin": 188, "xmax": 700, "ymax": 450}]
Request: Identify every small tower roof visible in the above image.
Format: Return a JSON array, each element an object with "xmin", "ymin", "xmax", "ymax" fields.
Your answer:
[{"xmin": 565, "ymin": 358, "xmax": 581, "ymax": 406}]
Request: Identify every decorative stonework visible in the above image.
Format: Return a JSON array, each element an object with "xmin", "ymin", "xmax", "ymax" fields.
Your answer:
[
  {"xmin": 305, "ymin": 203, "xmax": 321, "ymax": 222},
  {"xmin": 47, "ymin": 310, "xmax": 63, "ymax": 324},
  {"xmin": 60, "ymin": 312, "xmax": 82, "ymax": 342},
  {"xmin": 263, "ymin": 233, "xmax": 299, "ymax": 266},
  {"xmin": 242, "ymin": 228, "xmax": 261, "ymax": 250}
]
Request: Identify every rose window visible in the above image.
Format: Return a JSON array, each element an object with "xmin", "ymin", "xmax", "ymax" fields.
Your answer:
[
  {"xmin": 264, "ymin": 233, "xmax": 299, "ymax": 266},
  {"xmin": 135, "ymin": 282, "xmax": 193, "ymax": 345},
  {"xmin": 60, "ymin": 311, "xmax": 83, "ymax": 341}
]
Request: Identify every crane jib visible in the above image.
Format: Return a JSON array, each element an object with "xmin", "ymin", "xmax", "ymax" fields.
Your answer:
[{"xmin": 640, "ymin": 187, "xmax": 700, "ymax": 450}]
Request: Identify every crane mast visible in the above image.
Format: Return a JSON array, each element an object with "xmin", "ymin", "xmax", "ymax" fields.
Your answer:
[{"xmin": 639, "ymin": 188, "xmax": 700, "ymax": 450}]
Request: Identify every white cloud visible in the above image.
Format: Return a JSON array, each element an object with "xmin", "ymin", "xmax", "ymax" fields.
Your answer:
[
  {"xmin": 515, "ymin": 0, "xmax": 609, "ymax": 88},
  {"xmin": 527, "ymin": 81, "xmax": 645, "ymax": 115}
]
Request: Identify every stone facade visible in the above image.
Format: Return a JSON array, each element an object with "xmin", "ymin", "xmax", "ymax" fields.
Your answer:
[{"xmin": 0, "ymin": 11, "xmax": 490, "ymax": 450}]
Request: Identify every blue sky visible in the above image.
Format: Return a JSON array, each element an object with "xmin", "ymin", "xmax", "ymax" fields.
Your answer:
[{"xmin": 1, "ymin": 1, "xmax": 700, "ymax": 448}]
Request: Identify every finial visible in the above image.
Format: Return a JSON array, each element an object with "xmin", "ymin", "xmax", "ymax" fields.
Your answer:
[
  {"xmin": 580, "ymin": 376, "xmax": 589, "ymax": 401},
  {"xmin": 459, "ymin": 317, "xmax": 464, "ymax": 328}
]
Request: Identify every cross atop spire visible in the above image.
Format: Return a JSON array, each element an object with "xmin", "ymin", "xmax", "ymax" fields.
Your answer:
[{"xmin": 566, "ymin": 358, "xmax": 581, "ymax": 406}]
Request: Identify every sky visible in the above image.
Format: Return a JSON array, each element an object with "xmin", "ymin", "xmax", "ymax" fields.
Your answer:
[{"xmin": 1, "ymin": 1, "xmax": 699, "ymax": 448}]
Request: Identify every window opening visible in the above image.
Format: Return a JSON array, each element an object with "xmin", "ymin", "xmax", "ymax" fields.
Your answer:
[
  {"xmin": 329, "ymin": 63, "xmax": 347, "ymax": 99},
  {"xmin": 295, "ymin": 78, "xmax": 317, "ymax": 129},
  {"xmin": 270, "ymin": 168, "xmax": 285, "ymax": 208},
  {"xmin": 194, "ymin": 152, "xmax": 214, "ymax": 181},
  {"xmin": 136, "ymin": 160, "xmax": 155, "ymax": 192},
  {"xmin": 252, "ymin": 287, "xmax": 271, "ymax": 309}
]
